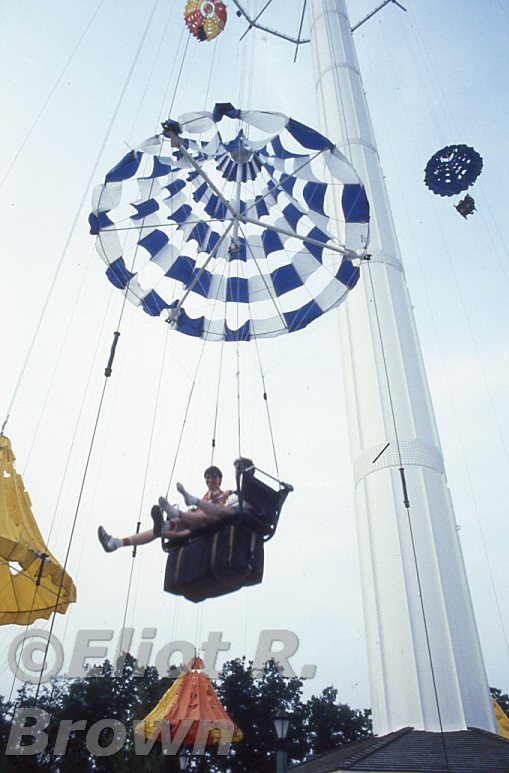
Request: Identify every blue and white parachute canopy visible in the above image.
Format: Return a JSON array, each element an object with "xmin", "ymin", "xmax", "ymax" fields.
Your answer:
[{"xmin": 89, "ymin": 103, "xmax": 370, "ymax": 341}]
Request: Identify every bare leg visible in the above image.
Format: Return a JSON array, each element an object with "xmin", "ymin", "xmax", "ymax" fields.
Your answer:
[
  {"xmin": 162, "ymin": 521, "xmax": 192, "ymax": 540},
  {"xmin": 130, "ymin": 529, "xmax": 157, "ymax": 546},
  {"xmin": 98, "ymin": 525, "xmax": 158, "ymax": 552},
  {"xmin": 186, "ymin": 498, "xmax": 236, "ymax": 520},
  {"xmin": 161, "ymin": 499, "xmax": 237, "ymax": 541},
  {"xmin": 159, "ymin": 497, "xmax": 181, "ymax": 518},
  {"xmin": 177, "ymin": 509, "xmax": 218, "ymax": 530},
  {"xmin": 176, "ymin": 482, "xmax": 200, "ymax": 507}
]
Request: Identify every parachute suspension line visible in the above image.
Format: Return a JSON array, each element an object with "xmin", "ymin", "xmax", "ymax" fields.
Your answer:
[
  {"xmin": 107, "ymin": 239, "xmax": 135, "ymax": 358},
  {"xmin": 362, "ymin": 22, "xmax": 507, "ymax": 673},
  {"xmin": 364, "ymin": 261, "xmax": 451, "ymax": 769},
  {"xmin": 20, "ymin": 250, "xmax": 109, "ymax": 478},
  {"xmin": 6, "ymin": 617, "xmax": 37, "ymax": 704},
  {"xmin": 474, "ymin": 190, "xmax": 509, "ymax": 288},
  {"xmin": 134, "ymin": 322, "xmax": 173, "ymax": 557},
  {"xmin": 203, "ymin": 35, "xmax": 219, "ymax": 111},
  {"xmin": 193, "ymin": 602, "xmax": 205, "ymax": 663},
  {"xmin": 118, "ymin": 324, "xmax": 174, "ymax": 647},
  {"xmin": 166, "ymin": 30, "xmax": 191, "ymax": 120},
  {"xmin": 231, "ymin": 200, "xmax": 281, "ymax": 473},
  {"xmin": 0, "ymin": 0, "xmax": 106, "ymax": 188},
  {"xmin": 379, "ymin": 106, "xmax": 509, "ymax": 664},
  {"xmin": 236, "ymin": 343, "xmax": 242, "ymax": 459},
  {"xmin": 200, "ymin": 248, "xmax": 235, "ymax": 462},
  {"xmin": 251, "ymin": 147, "xmax": 349, "ymax": 253},
  {"xmin": 129, "ymin": 0, "xmax": 182, "ymax": 137},
  {"xmin": 34, "ymin": 374, "xmax": 114, "ymax": 700},
  {"xmin": 21, "ymin": 240, "xmax": 144, "ymax": 684},
  {"xmin": 463, "ymin": 470, "xmax": 509, "ymax": 663},
  {"xmin": 248, "ymin": 161, "xmax": 328, "ymax": 327},
  {"xmin": 163, "ymin": 339, "xmax": 210, "ymax": 498},
  {"xmin": 2, "ymin": 288, "xmax": 115, "ymax": 699},
  {"xmin": 243, "ymin": 8, "xmax": 256, "ymax": 110},
  {"xmin": 235, "ymin": 8, "xmax": 251, "ymax": 108},
  {"xmin": 234, "ymin": 235, "xmax": 281, "ymax": 476},
  {"xmin": 438, "ymin": 221, "xmax": 508, "ymax": 465},
  {"xmin": 3, "ymin": 552, "xmax": 55, "ymax": 704},
  {"xmin": 252, "ymin": 336, "xmax": 280, "ymax": 480},
  {"xmin": 239, "ymin": 221, "xmax": 288, "ymax": 333},
  {"xmin": 3, "ymin": 288, "xmax": 117, "ymax": 698},
  {"xmin": 171, "ymin": 221, "xmax": 235, "ymax": 319},
  {"xmin": 45, "ymin": 293, "xmax": 119, "ymax": 549},
  {"xmin": 249, "ymin": 149, "xmax": 364, "ymax": 333},
  {"xmin": 397, "ymin": 18, "xmax": 452, "ymax": 150},
  {"xmin": 102, "ymin": 6, "xmax": 189, "ymax": 367},
  {"xmin": 210, "ymin": 338, "xmax": 226, "ymax": 464},
  {"xmin": 232, "ymin": 143, "xmax": 243, "ymax": 249},
  {"xmin": 4, "ymin": 551, "xmax": 51, "ymax": 701},
  {"xmin": 0, "ymin": 0, "xmax": 159, "ymax": 438},
  {"xmin": 231, "ymin": 173, "xmax": 243, "ymax": 460},
  {"xmin": 382, "ymin": 20, "xmax": 509, "ymax": 667}
]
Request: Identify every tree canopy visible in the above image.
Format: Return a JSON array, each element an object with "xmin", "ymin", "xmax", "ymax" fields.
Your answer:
[
  {"xmin": 0, "ymin": 654, "xmax": 372, "ymax": 771},
  {"xmin": 2, "ymin": 655, "xmax": 507, "ymax": 772}
]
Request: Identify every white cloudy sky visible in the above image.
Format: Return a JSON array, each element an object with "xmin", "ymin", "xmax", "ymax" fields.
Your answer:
[{"xmin": 0, "ymin": 0, "xmax": 508, "ymax": 713}]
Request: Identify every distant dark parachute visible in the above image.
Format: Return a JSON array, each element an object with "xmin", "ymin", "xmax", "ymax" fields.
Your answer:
[
  {"xmin": 424, "ymin": 144, "xmax": 483, "ymax": 196},
  {"xmin": 184, "ymin": 0, "xmax": 227, "ymax": 42},
  {"xmin": 424, "ymin": 144, "xmax": 483, "ymax": 218}
]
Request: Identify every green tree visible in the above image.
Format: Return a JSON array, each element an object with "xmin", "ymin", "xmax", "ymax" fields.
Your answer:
[
  {"xmin": 0, "ymin": 654, "xmax": 373, "ymax": 771},
  {"xmin": 2, "ymin": 654, "xmax": 172, "ymax": 772},
  {"xmin": 491, "ymin": 687, "xmax": 509, "ymax": 717},
  {"xmin": 303, "ymin": 685, "xmax": 371, "ymax": 756},
  {"xmin": 212, "ymin": 658, "xmax": 308, "ymax": 772}
]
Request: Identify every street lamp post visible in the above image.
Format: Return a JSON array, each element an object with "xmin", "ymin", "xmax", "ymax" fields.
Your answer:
[{"xmin": 273, "ymin": 706, "xmax": 291, "ymax": 773}]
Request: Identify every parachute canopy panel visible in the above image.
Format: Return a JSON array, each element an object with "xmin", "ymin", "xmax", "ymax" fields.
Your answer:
[
  {"xmin": 90, "ymin": 105, "xmax": 370, "ymax": 341},
  {"xmin": 0, "ymin": 436, "xmax": 76, "ymax": 625},
  {"xmin": 136, "ymin": 656, "xmax": 243, "ymax": 745},
  {"xmin": 184, "ymin": 0, "xmax": 227, "ymax": 42},
  {"xmin": 424, "ymin": 144, "xmax": 483, "ymax": 197}
]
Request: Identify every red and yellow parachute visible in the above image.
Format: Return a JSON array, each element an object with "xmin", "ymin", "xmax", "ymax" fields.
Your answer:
[
  {"xmin": 136, "ymin": 657, "xmax": 242, "ymax": 746},
  {"xmin": 184, "ymin": 0, "xmax": 227, "ymax": 42}
]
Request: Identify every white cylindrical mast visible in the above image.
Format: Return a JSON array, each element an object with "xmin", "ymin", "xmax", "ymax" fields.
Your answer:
[{"xmin": 308, "ymin": 0, "xmax": 496, "ymax": 735}]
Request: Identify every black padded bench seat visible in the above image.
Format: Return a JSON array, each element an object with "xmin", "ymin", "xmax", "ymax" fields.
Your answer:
[{"xmin": 164, "ymin": 515, "xmax": 264, "ymax": 602}]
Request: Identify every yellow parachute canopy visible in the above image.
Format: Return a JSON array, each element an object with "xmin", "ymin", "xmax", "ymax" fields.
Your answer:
[
  {"xmin": 493, "ymin": 698, "xmax": 509, "ymax": 739},
  {"xmin": 0, "ymin": 435, "xmax": 76, "ymax": 625}
]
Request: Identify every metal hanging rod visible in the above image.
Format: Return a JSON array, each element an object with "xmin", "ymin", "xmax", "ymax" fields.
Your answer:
[
  {"xmin": 351, "ymin": 0, "xmax": 407, "ymax": 32},
  {"xmin": 233, "ymin": 0, "xmax": 407, "ymax": 45}
]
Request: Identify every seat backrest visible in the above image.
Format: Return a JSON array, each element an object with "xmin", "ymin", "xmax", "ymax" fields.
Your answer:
[{"xmin": 238, "ymin": 469, "xmax": 291, "ymax": 540}]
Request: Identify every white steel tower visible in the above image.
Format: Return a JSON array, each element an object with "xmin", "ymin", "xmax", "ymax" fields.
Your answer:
[{"xmin": 308, "ymin": 0, "xmax": 496, "ymax": 735}]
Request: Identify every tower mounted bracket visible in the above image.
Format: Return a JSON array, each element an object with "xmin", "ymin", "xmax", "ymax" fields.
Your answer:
[{"xmin": 233, "ymin": 0, "xmax": 407, "ymax": 44}]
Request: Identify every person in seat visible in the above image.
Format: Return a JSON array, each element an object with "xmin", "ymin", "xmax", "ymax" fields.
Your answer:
[
  {"xmin": 157, "ymin": 457, "xmax": 255, "ymax": 540},
  {"xmin": 97, "ymin": 465, "xmax": 228, "ymax": 553}
]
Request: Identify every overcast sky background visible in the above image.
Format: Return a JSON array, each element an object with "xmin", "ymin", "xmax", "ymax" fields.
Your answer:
[{"xmin": 0, "ymin": 0, "xmax": 508, "ymax": 712}]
